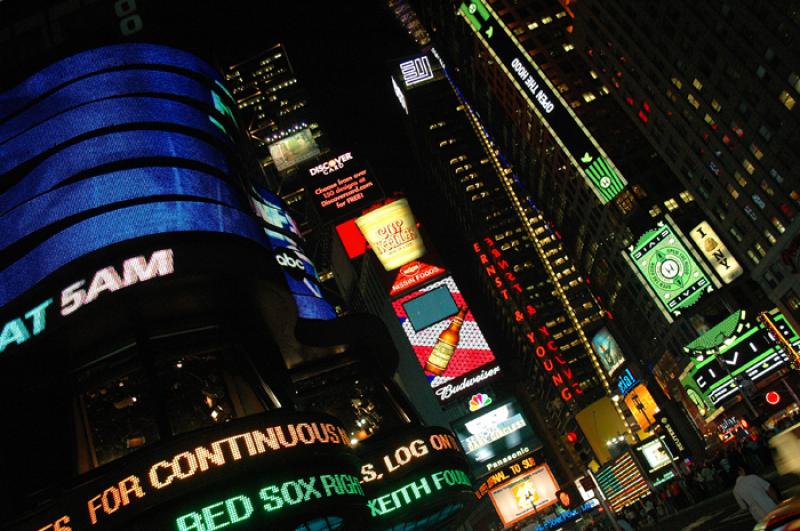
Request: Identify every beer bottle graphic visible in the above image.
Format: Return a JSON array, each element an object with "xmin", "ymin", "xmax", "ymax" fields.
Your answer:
[{"xmin": 424, "ymin": 306, "xmax": 467, "ymax": 375}]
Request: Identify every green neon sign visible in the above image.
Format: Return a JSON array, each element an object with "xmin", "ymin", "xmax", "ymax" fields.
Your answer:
[
  {"xmin": 367, "ymin": 469, "xmax": 471, "ymax": 517},
  {"xmin": 629, "ymin": 221, "xmax": 711, "ymax": 316},
  {"xmin": 457, "ymin": 0, "xmax": 626, "ymax": 204},
  {"xmin": 175, "ymin": 474, "xmax": 364, "ymax": 530}
]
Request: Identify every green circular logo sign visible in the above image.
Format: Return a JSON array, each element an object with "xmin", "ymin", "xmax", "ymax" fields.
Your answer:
[{"xmin": 648, "ymin": 246, "xmax": 692, "ymax": 294}]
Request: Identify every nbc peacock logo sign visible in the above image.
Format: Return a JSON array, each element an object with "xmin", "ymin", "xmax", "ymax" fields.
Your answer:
[{"xmin": 468, "ymin": 392, "xmax": 492, "ymax": 412}]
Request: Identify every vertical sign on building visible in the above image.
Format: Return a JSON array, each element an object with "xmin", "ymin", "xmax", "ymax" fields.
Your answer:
[{"xmin": 689, "ymin": 221, "xmax": 743, "ymax": 284}]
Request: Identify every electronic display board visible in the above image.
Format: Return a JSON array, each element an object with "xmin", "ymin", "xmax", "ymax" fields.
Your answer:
[
  {"xmin": 628, "ymin": 220, "xmax": 713, "ymax": 317},
  {"xmin": 307, "ymin": 151, "xmax": 384, "ymax": 224},
  {"xmin": 458, "ymin": 0, "xmax": 626, "ymax": 204},
  {"xmin": 403, "ymin": 285, "xmax": 458, "ymax": 332},
  {"xmin": 0, "ymin": 44, "xmax": 250, "ymax": 315},
  {"xmin": 488, "ymin": 464, "xmax": 559, "ymax": 527},
  {"xmin": 250, "ymin": 188, "xmax": 337, "ymax": 320},
  {"xmin": 681, "ymin": 310, "xmax": 799, "ymax": 409},
  {"xmin": 268, "ymin": 128, "xmax": 320, "ymax": 172},
  {"xmin": 590, "ymin": 327, "xmax": 625, "ymax": 376},
  {"xmin": 12, "ymin": 411, "xmax": 367, "ymax": 531},
  {"xmin": 594, "ymin": 451, "xmax": 651, "ymax": 513},
  {"xmin": 633, "ymin": 436, "xmax": 679, "ymax": 488},
  {"xmin": 452, "ymin": 398, "xmax": 541, "ymax": 477},
  {"xmin": 356, "ymin": 199, "xmax": 425, "ymax": 271},
  {"xmin": 392, "ymin": 275, "xmax": 501, "ymax": 404},
  {"xmin": 624, "ymin": 384, "xmax": 660, "ymax": 432}
]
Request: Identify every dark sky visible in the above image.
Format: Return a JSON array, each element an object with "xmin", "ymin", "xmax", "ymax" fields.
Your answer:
[{"xmin": 213, "ymin": 2, "xmax": 419, "ymax": 192}]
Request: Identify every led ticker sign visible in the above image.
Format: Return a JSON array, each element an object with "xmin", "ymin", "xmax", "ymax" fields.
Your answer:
[
  {"xmin": 488, "ymin": 464, "xmax": 560, "ymax": 527},
  {"xmin": 308, "ymin": 151, "xmax": 384, "ymax": 223},
  {"xmin": 628, "ymin": 220, "xmax": 712, "ymax": 317},
  {"xmin": 268, "ymin": 128, "xmax": 321, "ymax": 172},
  {"xmin": 367, "ymin": 468, "xmax": 471, "ymax": 518},
  {"xmin": 690, "ymin": 222, "xmax": 743, "ymax": 284},
  {"xmin": 356, "ymin": 199, "xmax": 426, "ymax": 271},
  {"xmin": 175, "ymin": 473, "xmax": 364, "ymax": 531},
  {"xmin": 458, "ymin": 0, "xmax": 626, "ymax": 204},
  {"xmin": 475, "ymin": 237, "xmax": 584, "ymax": 402},
  {"xmin": 392, "ymin": 275, "xmax": 501, "ymax": 403},
  {"xmin": 452, "ymin": 398, "xmax": 541, "ymax": 477},
  {"xmin": 681, "ymin": 310, "xmax": 799, "ymax": 408},
  {"xmin": 20, "ymin": 412, "xmax": 357, "ymax": 531},
  {"xmin": 591, "ymin": 328, "xmax": 625, "ymax": 376},
  {"xmin": 0, "ymin": 249, "xmax": 174, "ymax": 355}
]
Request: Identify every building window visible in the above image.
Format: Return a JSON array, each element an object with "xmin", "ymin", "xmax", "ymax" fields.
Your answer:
[
  {"xmin": 563, "ymin": 43, "xmax": 575, "ymax": 52},
  {"xmin": 726, "ymin": 183, "xmax": 740, "ymax": 199},
  {"xmin": 760, "ymin": 179, "xmax": 775, "ymax": 196},
  {"xmin": 649, "ymin": 205, "xmax": 662, "ymax": 217},
  {"xmin": 742, "ymin": 159, "xmax": 756, "ymax": 175},
  {"xmin": 583, "ymin": 92, "xmax": 596, "ymax": 103},
  {"xmin": 779, "ymin": 90, "xmax": 796, "ymax": 110},
  {"xmin": 692, "ymin": 78, "xmax": 703, "ymax": 90},
  {"xmin": 664, "ymin": 198, "xmax": 679, "ymax": 211},
  {"xmin": 687, "ymin": 94, "xmax": 700, "ymax": 109},
  {"xmin": 541, "ymin": 16, "xmax": 553, "ymax": 24},
  {"xmin": 747, "ymin": 249, "xmax": 760, "ymax": 264},
  {"xmin": 671, "ymin": 77, "xmax": 683, "ymax": 89},
  {"xmin": 730, "ymin": 225, "xmax": 744, "ymax": 242},
  {"xmin": 750, "ymin": 143, "xmax": 765, "ymax": 160},
  {"xmin": 755, "ymin": 243, "xmax": 767, "ymax": 257},
  {"xmin": 711, "ymin": 99, "xmax": 722, "ymax": 112},
  {"xmin": 771, "ymin": 216, "xmax": 787, "ymax": 233},
  {"xmin": 680, "ymin": 190, "xmax": 694, "ymax": 203},
  {"xmin": 734, "ymin": 171, "xmax": 748, "ymax": 187},
  {"xmin": 789, "ymin": 72, "xmax": 800, "ymax": 93},
  {"xmin": 759, "ymin": 124, "xmax": 773, "ymax": 142},
  {"xmin": 764, "ymin": 230, "xmax": 777, "ymax": 245}
]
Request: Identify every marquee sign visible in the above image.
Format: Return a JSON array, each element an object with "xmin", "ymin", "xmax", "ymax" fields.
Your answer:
[
  {"xmin": 14, "ymin": 412, "xmax": 364, "ymax": 531},
  {"xmin": 458, "ymin": 0, "xmax": 626, "ymax": 204},
  {"xmin": 628, "ymin": 220, "xmax": 713, "ymax": 317}
]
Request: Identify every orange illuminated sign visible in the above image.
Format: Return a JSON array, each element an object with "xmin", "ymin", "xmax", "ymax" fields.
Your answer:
[{"xmin": 624, "ymin": 384, "xmax": 660, "ymax": 432}]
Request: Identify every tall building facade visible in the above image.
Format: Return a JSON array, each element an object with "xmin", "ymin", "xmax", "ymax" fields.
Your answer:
[{"xmin": 570, "ymin": 1, "xmax": 800, "ymax": 329}]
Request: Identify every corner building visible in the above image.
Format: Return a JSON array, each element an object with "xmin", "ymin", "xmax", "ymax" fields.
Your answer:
[{"xmin": 0, "ymin": 3, "xmax": 473, "ymax": 531}]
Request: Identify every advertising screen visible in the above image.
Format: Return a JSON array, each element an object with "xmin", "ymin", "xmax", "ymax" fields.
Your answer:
[
  {"xmin": 356, "ymin": 199, "xmax": 425, "ymax": 271},
  {"xmin": 457, "ymin": 0, "xmax": 626, "ymax": 204},
  {"xmin": 595, "ymin": 451, "xmax": 651, "ymax": 512},
  {"xmin": 681, "ymin": 310, "xmax": 799, "ymax": 408},
  {"xmin": 634, "ymin": 437, "xmax": 677, "ymax": 474},
  {"xmin": 402, "ymin": 285, "xmax": 458, "ymax": 332},
  {"xmin": 452, "ymin": 398, "xmax": 541, "ymax": 477},
  {"xmin": 308, "ymin": 151, "xmax": 384, "ymax": 223},
  {"xmin": 628, "ymin": 220, "xmax": 712, "ymax": 317},
  {"xmin": 488, "ymin": 464, "xmax": 559, "ymax": 527},
  {"xmin": 392, "ymin": 275, "xmax": 501, "ymax": 404},
  {"xmin": 590, "ymin": 328, "xmax": 625, "ymax": 376},
  {"xmin": 690, "ymin": 221, "xmax": 743, "ymax": 284},
  {"xmin": 624, "ymin": 384, "xmax": 660, "ymax": 432},
  {"xmin": 267, "ymin": 128, "xmax": 320, "ymax": 172}
]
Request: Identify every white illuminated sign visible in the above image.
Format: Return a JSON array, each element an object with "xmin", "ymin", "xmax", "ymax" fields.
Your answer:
[
  {"xmin": 488, "ymin": 465, "xmax": 559, "ymax": 527},
  {"xmin": 690, "ymin": 222, "xmax": 743, "ymax": 284},
  {"xmin": 391, "ymin": 76, "xmax": 409, "ymax": 114},
  {"xmin": 308, "ymin": 152, "xmax": 354, "ymax": 176},
  {"xmin": 400, "ymin": 56, "xmax": 434, "ymax": 86}
]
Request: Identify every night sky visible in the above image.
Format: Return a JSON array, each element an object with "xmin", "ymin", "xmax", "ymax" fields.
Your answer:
[{"xmin": 213, "ymin": 2, "xmax": 419, "ymax": 193}]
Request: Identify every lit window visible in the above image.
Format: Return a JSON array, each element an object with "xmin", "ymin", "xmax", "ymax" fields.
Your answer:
[
  {"xmin": 711, "ymin": 99, "xmax": 722, "ymax": 112},
  {"xmin": 542, "ymin": 16, "xmax": 553, "ymax": 24},
  {"xmin": 730, "ymin": 226, "xmax": 744, "ymax": 242},
  {"xmin": 600, "ymin": 86, "xmax": 610, "ymax": 95},
  {"xmin": 679, "ymin": 190, "xmax": 694, "ymax": 203},
  {"xmin": 582, "ymin": 92, "xmax": 596, "ymax": 103},
  {"xmin": 570, "ymin": 100, "xmax": 582, "ymax": 109},
  {"xmin": 563, "ymin": 43, "xmax": 575, "ymax": 52},
  {"xmin": 779, "ymin": 90, "xmax": 796, "ymax": 110},
  {"xmin": 556, "ymin": 11, "xmax": 567, "ymax": 18},
  {"xmin": 704, "ymin": 113, "xmax": 716, "ymax": 126},
  {"xmin": 693, "ymin": 78, "xmax": 703, "ymax": 90},
  {"xmin": 528, "ymin": 21, "xmax": 540, "ymax": 30},
  {"xmin": 742, "ymin": 159, "xmax": 756, "ymax": 175},
  {"xmin": 734, "ymin": 171, "xmax": 748, "ymax": 187},
  {"xmin": 671, "ymin": 77, "xmax": 683, "ymax": 89},
  {"xmin": 649, "ymin": 205, "xmax": 662, "ymax": 217},
  {"xmin": 749, "ymin": 143, "xmax": 764, "ymax": 160},
  {"xmin": 756, "ymin": 243, "xmax": 767, "ymax": 256},
  {"xmin": 726, "ymin": 184, "xmax": 740, "ymax": 199},
  {"xmin": 790, "ymin": 72, "xmax": 800, "ymax": 93},
  {"xmin": 590, "ymin": 70, "xmax": 599, "ymax": 79},
  {"xmin": 764, "ymin": 230, "xmax": 777, "ymax": 244},
  {"xmin": 664, "ymin": 198, "xmax": 679, "ymax": 211},
  {"xmin": 771, "ymin": 216, "xmax": 786, "ymax": 233},
  {"xmin": 687, "ymin": 94, "xmax": 700, "ymax": 109},
  {"xmin": 747, "ymin": 249, "xmax": 760, "ymax": 264}
]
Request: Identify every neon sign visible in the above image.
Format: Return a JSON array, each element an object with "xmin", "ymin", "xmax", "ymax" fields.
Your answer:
[
  {"xmin": 399, "ymin": 56, "xmax": 435, "ymax": 87},
  {"xmin": 367, "ymin": 469, "xmax": 471, "ymax": 517},
  {"xmin": 457, "ymin": 0, "xmax": 626, "ymax": 204},
  {"xmin": 475, "ymin": 237, "xmax": 583, "ymax": 401},
  {"xmin": 629, "ymin": 220, "xmax": 713, "ymax": 317},
  {"xmin": 615, "ymin": 368, "xmax": 638, "ymax": 397},
  {"xmin": 0, "ymin": 249, "xmax": 173, "ymax": 356},
  {"xmin": 175, "ymin": 474, "xmax": 364, "ymax": 531},
  {"xmin": 690, "ymin": 222, "xmax": 743, "ymax": 284},
  {"xmin": 360, "ymin": 429, "xmax": 463, "ymax": 484},
  {"xmin": 468, "ymin": 392, "xmax": 492, "ymax": 412},
  {"xmin": 309, "ymin": 152, "xmax": 354, "ymax": 176}
]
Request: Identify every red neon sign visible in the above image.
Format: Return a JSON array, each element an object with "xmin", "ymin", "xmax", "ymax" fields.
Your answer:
[
  {"xmin": 766, "ymin": 391, "xmax": 781, "ymax": 405},
  {"xmin": 473, "ymin": 238, "xmax": 583, "ymax": 402}
]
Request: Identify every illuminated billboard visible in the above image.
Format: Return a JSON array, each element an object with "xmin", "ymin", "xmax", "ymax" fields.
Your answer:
[
  {"xmin": 392, "ymin": 275, "xmax": 501, "ymax": 403},
  {"xmin": 681, "ymin": 309, "xmax": 799, "ymax": 409},
  {"xmin": 624, "ymin": 384, "xmax": 660, "ymax": 432},
  {"xmin": 267, "ymin": 128, "xmax": 320, "ymax": 172},
  {"xmin": 595, "ymin": 451, "xmax": 651, "ymax": 512},
  {"xmin": 590, "ymin": 328, "xmax": 625, "ymax": 376},
  {"xmin": 0, "ymin": 44, "xmax": 276, "ymax": 318},
  {"xmin": 14, "ymin": 411, "xmax": 367, "ymax": 530},
  {"xmin": 307, "ymin": 151, "xmax": 384, "ymax": 223},
  {"xmin": 488, "ymin": 464, "xmax": 559, "ymax": 527},
  {"xmin": 690, "ymin": 222, "xmax": 743, "ymax": 284},
  {"xmin": 357, "ymin": 199, "xmax": 426, "ymax": 271},
  {"xmin": 628, "ymin": 220, "xmax": 713, "ymax": 317},
  {"xmin": 451, "ymin": 398, "xmax": 541, "ymax": 477},
  {"xmin": 457, "ymin": 0, "xmax": 626, "ymax": 204},
  {"xmin": 250, "ymin": 188, "xmax": 337, "ymax": 320}
]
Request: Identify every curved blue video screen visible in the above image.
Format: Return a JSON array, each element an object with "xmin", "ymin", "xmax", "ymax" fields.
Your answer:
[{"xmin": 0, "ymin": 44, "xmax": 334, "ymax": 321}]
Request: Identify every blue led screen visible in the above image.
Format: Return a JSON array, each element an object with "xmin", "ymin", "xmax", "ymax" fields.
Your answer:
[{"xmin": 0, "ymin": 44, "xmax": 334, "ymax": 321}]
